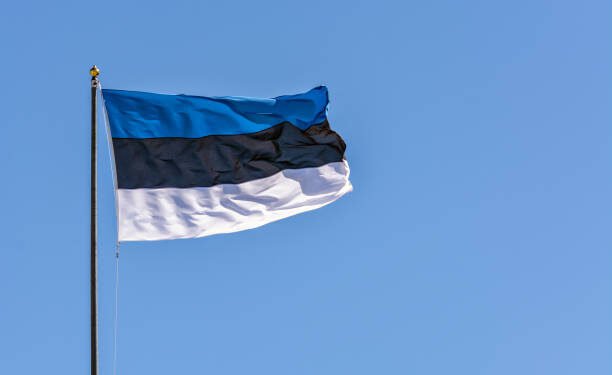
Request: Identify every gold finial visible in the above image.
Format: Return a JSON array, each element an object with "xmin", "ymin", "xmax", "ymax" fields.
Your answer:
[{"xmin": 89, "ymin": 65, "xmax": 100, "ymax": 78}]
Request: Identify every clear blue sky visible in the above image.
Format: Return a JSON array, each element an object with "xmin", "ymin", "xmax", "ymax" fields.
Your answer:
[{"xmin": 0, "ymin": 1, "xmax": 610, "ymax": 374}]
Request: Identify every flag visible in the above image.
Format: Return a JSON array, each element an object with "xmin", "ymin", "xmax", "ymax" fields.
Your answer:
[{"xmin": 102, "ymin": 86, "xmax": 352, "ymax": 241}]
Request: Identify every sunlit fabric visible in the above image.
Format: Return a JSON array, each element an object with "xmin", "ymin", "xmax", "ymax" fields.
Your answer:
[{"xmin": 102, "ymin": 86, "xmax": 352, "ymax": 241}]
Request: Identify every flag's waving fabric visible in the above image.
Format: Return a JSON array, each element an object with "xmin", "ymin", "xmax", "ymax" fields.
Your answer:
[{"xmin": 102, "ymin": 86, "xmax": 352, "ymax": 241}]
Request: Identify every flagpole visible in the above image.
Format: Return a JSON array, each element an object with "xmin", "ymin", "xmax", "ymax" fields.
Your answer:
[{"xmin": 89, "ymin": 65, "xmax": 100, "ymax": 375}]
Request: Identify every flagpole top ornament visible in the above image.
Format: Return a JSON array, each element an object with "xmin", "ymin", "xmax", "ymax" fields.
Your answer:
[{"xmin": 90, "ymin": 65, "xmax": 100, "ymax": 78}]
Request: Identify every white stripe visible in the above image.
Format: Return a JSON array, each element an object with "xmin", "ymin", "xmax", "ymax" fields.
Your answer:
[{"xmin": 116, "ymin": 161, "xmax": 352, "ymax": 241}]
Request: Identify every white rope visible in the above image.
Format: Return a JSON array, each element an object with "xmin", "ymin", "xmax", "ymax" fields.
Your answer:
[
  {"xmin": 98, "ymin": 81, "xmax": 122, "ymax": 375},
  {"xmin": 96, "ymin": 80, "xmax": 122, "ymax": 375},
  {"xmin": 99, "ymin": 83, "xmax": 121, "ymax": 236},
  {"xmin": 113, "ymin": 243, "xmax": 120, "ymax": 375}
]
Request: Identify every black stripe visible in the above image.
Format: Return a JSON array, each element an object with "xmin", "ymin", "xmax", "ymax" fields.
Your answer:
[{"xmin": 113, "ymin": 120, "xmax": 346, "ymax": 189}]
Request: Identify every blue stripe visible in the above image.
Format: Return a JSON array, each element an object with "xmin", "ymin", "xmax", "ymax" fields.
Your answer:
[{"xmin": 102, "ymin": 86, "xmax": 329, "ymax": 139}]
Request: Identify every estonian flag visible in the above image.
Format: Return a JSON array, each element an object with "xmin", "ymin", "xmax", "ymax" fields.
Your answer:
[{"xmin": 102, "ymin": 86, "xmax": 352, "ymax": 241}]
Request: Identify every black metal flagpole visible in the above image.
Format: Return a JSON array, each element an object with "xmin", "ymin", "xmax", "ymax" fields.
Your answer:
[{"xmin": 89, "ymin": 65, "xmax": 100, "ymax": 375}]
